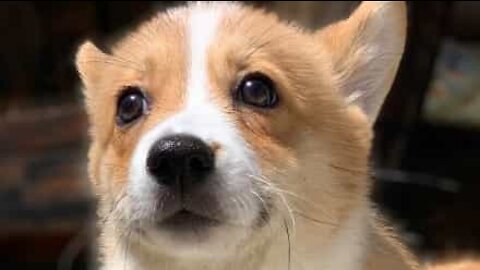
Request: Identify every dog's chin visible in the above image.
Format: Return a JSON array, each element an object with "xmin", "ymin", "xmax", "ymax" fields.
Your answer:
[
  {"xmin": 136, "ymin": 211, "xmax": 254, "ymax": 259},
  {"xmin": 158, "ymin": 210, "xmax": 222, "ymax": 233}
]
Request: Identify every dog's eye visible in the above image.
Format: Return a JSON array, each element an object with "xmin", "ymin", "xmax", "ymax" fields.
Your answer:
[
  {"xmin": 235, "ymin": 73, "xmax": 278, "ymax": 108},
  {"xmin": 116, "ymin": 86, "xmax": 147, "ymax": 126}
]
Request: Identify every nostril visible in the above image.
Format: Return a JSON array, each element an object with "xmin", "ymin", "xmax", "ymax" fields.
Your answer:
[
  {"xmin": 189, "ymin": 156, "xmax": 205, "ymax": 172},
  {"xmin": 147, "ymin": 156, "xmax": 176, "ymax": 185},
  {"xmin": 149, "ymin": 158, "xmax": 170, "ymax": 175},
  {"xmin": 188, "ymin": 154, "xmax": 213, "ymax": 174}
]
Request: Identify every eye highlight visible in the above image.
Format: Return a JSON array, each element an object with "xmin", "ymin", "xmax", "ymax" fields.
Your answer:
[
  {"xmin": 234, "ymin": 73, "xmax": 278, "ymax": 109},
  {"xmin": 116, "ymin": 86, "xmax": 148, "ymax": 126}
]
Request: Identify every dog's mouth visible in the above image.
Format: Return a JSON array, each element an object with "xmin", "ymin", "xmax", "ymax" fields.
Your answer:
[{"xmin": 158, "ymin": 209, "xmax": 222, "ymax": 232}]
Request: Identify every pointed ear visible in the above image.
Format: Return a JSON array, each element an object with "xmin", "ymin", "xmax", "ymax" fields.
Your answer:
[
  {"xmin": 317, "ymin": 1, "xmax": 407, "ymax": 124},
  {"xmin": 75, "ymin": 41, "xmax": 109, "ymax": 90}
]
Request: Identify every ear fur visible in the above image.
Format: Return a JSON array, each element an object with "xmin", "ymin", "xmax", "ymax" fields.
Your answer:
[
  {"xmin": 317, "ymin": 1, "xmax": 407, "ymax": 123},
  {"xmin": 75, "ymin": 41, "xmax": 109, "ymax": 91}
]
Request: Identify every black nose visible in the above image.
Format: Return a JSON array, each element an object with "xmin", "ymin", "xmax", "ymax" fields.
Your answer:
[{"xmin": 146, "ymin": 134, "xmax": 214, "ymax": 190}]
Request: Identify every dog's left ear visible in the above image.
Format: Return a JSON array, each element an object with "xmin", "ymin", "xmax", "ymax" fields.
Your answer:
[
  {"xmin": 317, "ymin": 1, "xmax": 407, "ymax": 124},
  {"xmin": 75, "ymin": 41, "xmax": 109, "ymax": 91}
]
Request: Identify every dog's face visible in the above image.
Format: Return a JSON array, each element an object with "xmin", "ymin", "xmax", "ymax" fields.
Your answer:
[{"xmin": 76, "ymin": 1, "xmax": 406, "ymax": 259}]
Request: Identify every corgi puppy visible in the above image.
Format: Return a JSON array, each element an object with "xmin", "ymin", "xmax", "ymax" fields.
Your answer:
[{"xmin": 76, "ymin": 1, "xmax": 418, "ymax": 269}]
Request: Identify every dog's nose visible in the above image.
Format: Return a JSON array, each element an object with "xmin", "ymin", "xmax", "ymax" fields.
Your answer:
[{"xmin": 146, "ymin": 134, "xmax": 214, "ymax": 189}]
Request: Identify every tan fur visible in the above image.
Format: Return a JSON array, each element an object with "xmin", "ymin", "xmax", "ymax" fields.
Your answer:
[
  {"xmin": 76, "ymin": 1, "xmax": 417, "ymax": 269},
  {"xmin": 426, "ymin": 259, "xmax": 480, "ymax": 270},
  {"xmin": 76, "ymin": 9, "xmax": 189, "ymax": 264},
  {"xmin": 318, "ymin": 1, "xmax": 407, "ymax": 122}
]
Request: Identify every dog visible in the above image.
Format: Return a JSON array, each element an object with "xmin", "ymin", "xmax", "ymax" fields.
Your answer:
[{"xmin": 75, "ymin": 1, "xmax": 418, "ymax": 269}]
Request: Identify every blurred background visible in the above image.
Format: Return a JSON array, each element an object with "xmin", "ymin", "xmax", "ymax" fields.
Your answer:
[{"xmin": 0, "ymin": 1, "xmax": 479, "ymax": 269}]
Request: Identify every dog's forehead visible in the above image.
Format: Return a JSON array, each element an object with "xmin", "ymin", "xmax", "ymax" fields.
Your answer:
[
  {"xmin": 107, "ymin": 2, "xmax": 298, "ymax": 125},
  {"xmin": 113, "ymin": 2, "xmax": 291, "ymax": 71}
]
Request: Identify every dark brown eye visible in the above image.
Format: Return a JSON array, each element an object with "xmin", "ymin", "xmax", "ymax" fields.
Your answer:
[
  {"xmin": 116, "ymin": 86, "xmax": 147, "ymax": 126},
  {"xmin": 235, "ymin": 73, "xmax": 278, "ymax": 108}
]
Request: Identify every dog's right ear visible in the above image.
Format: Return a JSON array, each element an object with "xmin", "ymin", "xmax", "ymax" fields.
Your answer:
[{"xmin": 75, "ymin": 41, "xmax": 109, "ymax": 92}]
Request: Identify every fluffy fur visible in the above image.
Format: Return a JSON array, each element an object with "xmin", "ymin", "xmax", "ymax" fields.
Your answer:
[
  {"xmin": 427, "ymin": 258, "xmax": 480, "ymax": 270},
  {"xmin": 76, "ymin": 1, "xmax": 418, "ymax": 269}
]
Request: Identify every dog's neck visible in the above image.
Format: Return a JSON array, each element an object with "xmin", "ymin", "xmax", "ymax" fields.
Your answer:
[{"xmin": 101, "ymin": 205, "xmax": 371, "ymax": 270}]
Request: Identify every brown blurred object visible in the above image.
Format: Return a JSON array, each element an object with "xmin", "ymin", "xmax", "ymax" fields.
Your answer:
[{"xmin": 0, "ymin": 104, "xmax": 93, "ymax": 266}]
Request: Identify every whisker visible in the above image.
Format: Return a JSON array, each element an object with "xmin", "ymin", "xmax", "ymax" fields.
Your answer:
[
  {"xmin": 251, "ymin": 190, "xmax": 268, "ymax": 214},
  {"xmin": 283, "ymin": 218, "xmax": 291, "ymax": 270},
  {"xmin": 101, "ymin": 192, "xmax": 127, "ymax": 225},
  {"xmin": 293, "ymin": 210, "xmax": 339, "ymax": 228},
  {"xmin": 78, "ymin": 60, "xmax": 144, "ymax": 72},
  {"xmin": 245, "ymin": 25, "xmax": 295, "ymax": 59},
  {"xmin": 328, "ymin": 163, "xmax": 370, "ymax": 176},
  {"xmin": 81, "ymin": 55, "xmax": 142, "ymax": 67},
  {"xmin": 237, "ymin": 194, "xmax": 251, "ymax": 226},
  {"xmin": 230, "ymin": 196, "xmax": 244, "ymax": 224},
  {"xmin": 121, "ymin": 33, "xmax": 152, "ymax": 53},
  {"xmin": 247, "ymin": 173, "xmax": 341, "ymax": 229},
  {"xmin": 248, "ymin": 174, "xmax": 297, "ymax": 237},
  {"xmin": 279, "ymin": 190, "xmax": 296, "ymax": 237},
  {"xmin": 123, "ymin": 229, "xmax": 132, "ymax": 270},
  {"xmin": 250, "ymin": 190, "xmax": 272, "ymax": 228},
  {"xmin": 113, "ymin": 48, "xmax": 143, "ymax": 66}
]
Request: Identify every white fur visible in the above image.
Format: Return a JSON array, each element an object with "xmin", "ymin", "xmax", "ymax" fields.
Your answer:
[
  {"xmin": 318, "ymin": 207, "xmax": 370, "ymax": 270},
  {"xmin": 187, "ymin": 3, "xmax": 219, "ymax": 106}
]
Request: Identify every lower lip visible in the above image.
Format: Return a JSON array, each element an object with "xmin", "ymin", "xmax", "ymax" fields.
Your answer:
[{"xmin": 159, "ymin": 210, "xmax": 221, "ymax": 232}]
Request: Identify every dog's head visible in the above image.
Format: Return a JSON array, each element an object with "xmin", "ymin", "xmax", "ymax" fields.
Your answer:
[{"xmin": 76, "ymin": 1, "xmax": 406, "ymax": 259}]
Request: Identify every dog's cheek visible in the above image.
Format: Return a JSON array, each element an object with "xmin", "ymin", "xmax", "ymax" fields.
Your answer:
[
  {"xmin": 87, "ymin": 142, "xmax": 104, "ymax": 188},
  {"xmin": 91, "ymin": 144, "xmax": 129, "ymax": 202},
  {"xmin": 238, "ymin": 108, "xmax": 299, "ymax": 164}
]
